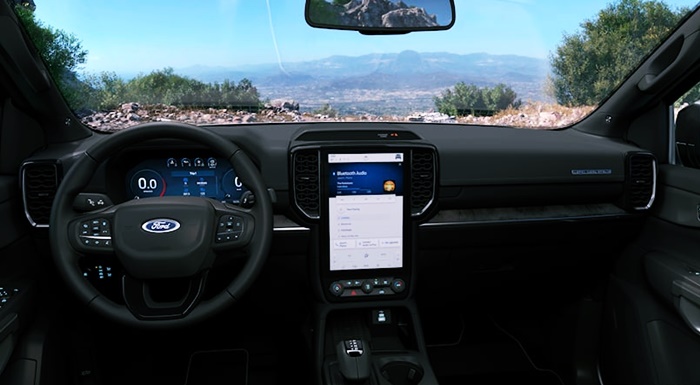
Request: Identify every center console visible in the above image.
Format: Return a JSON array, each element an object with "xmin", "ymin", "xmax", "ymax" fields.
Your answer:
[{"xmin": 289, "ymin": 129, "xmax": 439, "ymax": 385}]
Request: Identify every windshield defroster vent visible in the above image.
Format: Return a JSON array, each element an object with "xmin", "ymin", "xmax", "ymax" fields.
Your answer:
[
  {"xmin": 411, "ymin": 149, "xmax": 437, "ymax": 217},
  {"xmin": 624, "ymin": 152, "xmax": 656, "ymax": 211},
  {"xmin": 293, "ymin": 150, "xmax": 320, "ymax": 219},
  {"xmin": 21, "ymin": 161, "xmax": 61, "ymax": 227}
]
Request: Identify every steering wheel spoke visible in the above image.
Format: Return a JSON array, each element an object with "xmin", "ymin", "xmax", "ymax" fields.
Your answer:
[{"xmin": 122, "ymin": 273, "xmax": 208, "ymax": 320}]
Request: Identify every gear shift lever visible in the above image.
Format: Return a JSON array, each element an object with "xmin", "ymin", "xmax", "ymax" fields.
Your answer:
[{"xmin": 336, "ymin": 339, "xmax": 371, "ymax": 382}]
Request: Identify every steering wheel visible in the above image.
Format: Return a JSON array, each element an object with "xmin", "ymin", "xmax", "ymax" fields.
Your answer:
[{"xmin": 49, "ymin": 122, "xmax": 273, "ymax": 328}]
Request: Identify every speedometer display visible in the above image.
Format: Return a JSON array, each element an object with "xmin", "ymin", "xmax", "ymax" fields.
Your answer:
[
  {"xmin": 125, "ymin": 156, "xmax": 249, "ymax": 204},
  {"xmin": 130, "ymin": 169, "xmax": 166, "ymax": 198}
]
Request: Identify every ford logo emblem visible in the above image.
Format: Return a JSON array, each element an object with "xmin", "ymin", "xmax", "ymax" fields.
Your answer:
[{"xmin": 141, "ymin": 219, "xmax": 181, "ymax": 234}]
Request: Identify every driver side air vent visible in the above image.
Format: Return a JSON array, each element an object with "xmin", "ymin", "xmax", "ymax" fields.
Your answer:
[
  {"xmin": 21, "ymin": 161, "xmax": 60, "ymax": 227},
  {"xmin": 293, "ymin": 150, "xmax": 320, "ymax": 219},
  {"xmin": 411, "ymin": 149, "xmax": 437, "ymax": 217},
  {"xmin": 624, "ymin": 152, "xmax": 656, "ymax": 210}
]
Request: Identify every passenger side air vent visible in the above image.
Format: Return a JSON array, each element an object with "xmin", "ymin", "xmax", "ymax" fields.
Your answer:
[
  {"xmin": 293, "ymin": 150, "xmax": 320, "ymax": 219},
  {"xmin": 624, "ymin": 152, "xmax": 656, "ymax": 210},
  {"xmin": 21, "ymin": 161, "xmax": 60, "ymax": 227},
  {"xmin": 411, "ymin": 149, "xmax": 437, "ymax": 216}
]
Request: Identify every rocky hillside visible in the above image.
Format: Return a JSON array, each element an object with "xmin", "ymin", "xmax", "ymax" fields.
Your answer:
[
  {"xmin": 81, "ymin": 101, "xmax": 595, "ymax": 132},
  {"xmin": 340, "ymin": 0, "xmax": 439, "ymax": 28}
]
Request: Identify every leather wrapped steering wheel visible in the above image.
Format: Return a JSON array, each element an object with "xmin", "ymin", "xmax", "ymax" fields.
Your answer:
[{"xmin": 49, "ymin": 122, "xmax": 273, "ymax": 328}]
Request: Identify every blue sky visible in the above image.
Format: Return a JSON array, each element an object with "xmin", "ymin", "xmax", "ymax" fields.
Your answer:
[{"xmin": 33, "ymin": 0, "xmax": 699, "ymax": 75}]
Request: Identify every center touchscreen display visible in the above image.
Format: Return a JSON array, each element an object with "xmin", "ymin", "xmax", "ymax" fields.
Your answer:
[{"xmin": 327, "ymin": 152, "xmax": 404, "ymax": 271}]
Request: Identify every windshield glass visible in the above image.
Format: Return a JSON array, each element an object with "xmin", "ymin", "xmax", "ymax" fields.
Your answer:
[{"xmin": 12, "ymin": 0, "xmax": 699, "ymax": 131}]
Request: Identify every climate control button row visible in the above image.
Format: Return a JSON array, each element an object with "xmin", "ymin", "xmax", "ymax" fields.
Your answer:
[{"xmin": 329, "ymin": 277, "xmax": 406, "ymax": 297}]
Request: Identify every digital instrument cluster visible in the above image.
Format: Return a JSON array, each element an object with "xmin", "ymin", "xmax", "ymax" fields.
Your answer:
[{"xmin": 125, "ymin": 156, "xmax": 249, "ymax": 204}]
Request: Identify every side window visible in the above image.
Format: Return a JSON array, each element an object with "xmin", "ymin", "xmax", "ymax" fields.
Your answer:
[{"xmin": 675, "ymin": 84, "xmax": 700, "ymax": 167}]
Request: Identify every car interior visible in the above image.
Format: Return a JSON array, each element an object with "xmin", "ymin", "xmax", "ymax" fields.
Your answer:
[{"xmin": 3, "ymin": 0, "xmax": 700, "ymax": 384}]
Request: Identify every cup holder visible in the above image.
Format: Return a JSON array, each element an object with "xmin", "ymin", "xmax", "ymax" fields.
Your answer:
[{"xmin": 379, "ymin": 361, "xmax": 424, "ymax": 385}]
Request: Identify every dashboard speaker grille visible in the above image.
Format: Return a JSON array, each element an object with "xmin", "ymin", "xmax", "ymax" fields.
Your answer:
[
  {"xmin": 22, "ymin": 162, "xmax": 60, "ymax": 227},
  {"xmin": 411, "ymin": 149, "xmax": 436, "ymax": 216},
  {"xmin": 293, "ymin": 150, "xmax": 320, "ymax": 219},
  {"xmin": 625, "ymin": 152, "xmax": 656, "ymax": 210}
]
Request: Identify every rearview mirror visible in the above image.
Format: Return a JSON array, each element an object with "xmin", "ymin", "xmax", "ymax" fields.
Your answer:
[{"xmin": 305, "ymin": 0, "xmax": 455, "ymax": 34}]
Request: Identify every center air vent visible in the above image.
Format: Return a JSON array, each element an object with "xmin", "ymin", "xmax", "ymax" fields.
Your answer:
[
  {"xmin": 411, "ymin": 149, "xmax": 437, "ymax": 216},
  {"xmin": 293, "ymin": 150, "xmax": 320, "ymax": 219},
  {"xmin": 625, "ymin": 152, "xmax": 656, "ymax": 210},
  {"xmin": 21, "ymin": 161, "xmax": 60, "ymax": 227}
]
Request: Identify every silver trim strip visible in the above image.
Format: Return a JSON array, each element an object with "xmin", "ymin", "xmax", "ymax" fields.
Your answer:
[
  {"xmin": 21, "ymin": 161, "xmax": 58, "ymax": 228},
  {"xmin": 273, "ymin": 226, "xmax": 310, "ymax": 232},
  {"xmin": 634, "ymin": 158, "xmax": 657, "ymax": 211},
  {"xmin": 291, "ymin": 150, "xmax": 320, "ymax": 220},
  {"xmin": 669, "ymin": 105, "xmax": 677, "ymax": 165},
  {"xmin": 411, "ymin": 148, "xmax": 437, "ymax": 217},
  {"xmin": 80, "ymin": 235, "xmax": 112, "ymax": 240},
  {"xmin": 273, "ymin": 215, "xmax": 309, "ymax": 232}
]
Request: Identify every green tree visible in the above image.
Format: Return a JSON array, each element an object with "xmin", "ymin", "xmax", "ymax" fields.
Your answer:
[
  {"xmin": 434, "ymin": 82, "xmax": 520, "ymax": 116},
  {"xmin": 549, "ymin": 0, "xmax": 689, "ymax": 106},
  {"xmin": 89, "ymin": 68, "xmax": 263, "ymax": 110},
  {"xmin": 14, "ymin": 6, "xmax": 88, "ymax": 107},
  {"xmin": 313, "ymin": 103, "xmax": 339, "ymax": 118},
  {"xmin": 677, "ymin": 86, "xmax": 700, "ymax": 107},
  {"xmin": 308, "ymin": 0, "xmax": 341, "ymax": 25},
  {"xmin": 81, "ymin": 72, "xmax": 128, "ymax": 111}
]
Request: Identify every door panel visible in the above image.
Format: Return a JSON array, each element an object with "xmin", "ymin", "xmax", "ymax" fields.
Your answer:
[
  {"xmin": 0, "ymin": 99, "xmax": 46, "ymax": 382},
  {"xmin": 0, "ymin": 175, "xmax": 27, "ymax": 379},
  {"xmin": 601, "ymin": 164, "xmax": 700, "ymax": 384}
]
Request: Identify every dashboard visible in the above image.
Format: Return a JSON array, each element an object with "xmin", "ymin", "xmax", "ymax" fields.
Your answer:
[{"xmin": 19, "ymin": 123, "xmax": 657, "ymax": 306}]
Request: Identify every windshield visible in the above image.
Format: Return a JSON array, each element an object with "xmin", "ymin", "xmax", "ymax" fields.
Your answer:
[{"xmin": 13, "ymin": 0, "xmax": 699, "ymax": 131}]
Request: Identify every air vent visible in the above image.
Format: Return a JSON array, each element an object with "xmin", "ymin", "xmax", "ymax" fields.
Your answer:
[
  {"xmin": 411, "ymin": 149, "xmax": 436, "ymax": 216},
  {"xmin": 22, "ymin": 161, "xmax": 60, "ymax": 227},
  {"xmin": 625, "ymin": 153, "xmax": 656, "ymax": 210},
  {"xmin": 293, "ymin": 150, "xmax": 320, "ymax": 219}
]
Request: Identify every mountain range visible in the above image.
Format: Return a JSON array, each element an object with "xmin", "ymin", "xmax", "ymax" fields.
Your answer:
[{"xmin": 173, "ymin": 51, "xmax": 552, "ymax": 115}]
